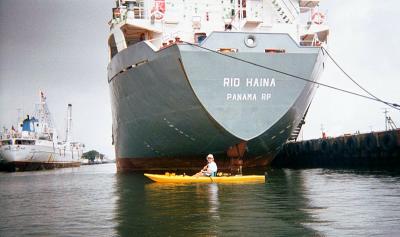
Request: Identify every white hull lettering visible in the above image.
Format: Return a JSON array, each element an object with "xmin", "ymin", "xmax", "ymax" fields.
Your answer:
[
  {"xmin": 246, "ymin": 78, "xmax": 276, "ymax": 87},
  {"xmin": 223, "ymin": 77, "xmax": 240, "ymax": 87},
  {"xmin": 226, "ymin": 93, "xmax": 257, "ymax": 101},
  {"xmin": 261, "ymin": 93, "xmax": 272, "ymax": 101},
  {"xmin": 224, "ymin": 77, "xmax": 276, "ymax": 87}
]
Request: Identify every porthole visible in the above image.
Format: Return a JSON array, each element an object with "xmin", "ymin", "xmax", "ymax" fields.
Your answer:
[{"xmin": 244, "ymin": 34, "xmax": 257, "ymax": 48}]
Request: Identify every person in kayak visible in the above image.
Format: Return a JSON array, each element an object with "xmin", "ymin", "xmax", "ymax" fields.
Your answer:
[{"xmin": 194, "ymin": 154, "xmax": 218, "ymax": 177}]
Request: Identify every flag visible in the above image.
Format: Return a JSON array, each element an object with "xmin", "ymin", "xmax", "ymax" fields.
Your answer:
[{"xmin": 40, "ymin": 91, "xmax": 46, "ymax": 100}]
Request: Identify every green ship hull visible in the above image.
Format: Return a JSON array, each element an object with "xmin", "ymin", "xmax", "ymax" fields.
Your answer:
[{"xmin": 108, "ymin": 32, "xmax": 324, "ymax": 171}]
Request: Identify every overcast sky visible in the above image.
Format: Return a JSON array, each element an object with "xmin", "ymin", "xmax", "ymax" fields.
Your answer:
[
  {"xmin": 303, "ymin": 0, "xmax": 400, "ymax": 139},
  {"xmin": 1, "ymin": 0, "xmax": 399, "ymax": 158}
]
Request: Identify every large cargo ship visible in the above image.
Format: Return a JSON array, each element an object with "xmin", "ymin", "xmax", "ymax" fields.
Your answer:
[
  {"xmin": 0, "ymin": 93, "xmax": 84, "ymax": 171},
  {"xmin": 107, "ymin": 0, "xmax": 329, "ymax": 172}
]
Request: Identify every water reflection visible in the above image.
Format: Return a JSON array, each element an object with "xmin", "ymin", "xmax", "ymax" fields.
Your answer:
[
  {"xmin": 301, "ymin": 169, "xmax": 400, "ymax": 237},
  {"xmin": 114, "ymin": 170, "xmax": 319, "ymax": 236},
  {"xmin": 0, "ymin": 164, "xmax": 118, "ymax": 237},
  {"xmin": 207, "ymin": 183, "xmax": 220, "ymax": 219},
  {"xmin": 2, "ymin": 165, "xmax": 398, "ymax": 236}
]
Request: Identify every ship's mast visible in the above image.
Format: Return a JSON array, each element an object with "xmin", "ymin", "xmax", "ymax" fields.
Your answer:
[
  {"xmin": 383, "ymin": 108, "xmax": 397, "ymax": 131},
  {"xmin": 65, "ymin": 104, "xmax": 73, "ymax": 142},
  {"xmin": 34, "ymin": 91, "xmax": 55, "ymax": 139},
  {"xmin": 17, "ymin": 108, "xmax": 22, "ymax": 127}
]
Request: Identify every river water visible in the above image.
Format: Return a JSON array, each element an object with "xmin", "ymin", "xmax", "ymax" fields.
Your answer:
[{"xmin": 0, "ymin": 164, "xmax": 399, "ymax": 236}]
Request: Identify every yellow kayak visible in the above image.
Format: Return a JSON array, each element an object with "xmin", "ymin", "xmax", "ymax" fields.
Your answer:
[{"xmin": 144, "ymin": 173, "xmax": 265, "ymax": 183}]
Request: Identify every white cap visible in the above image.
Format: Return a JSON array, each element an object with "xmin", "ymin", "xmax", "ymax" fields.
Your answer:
[{"xmin": 206, "ymin": 154, "xmax": 214, "ymax": 160}]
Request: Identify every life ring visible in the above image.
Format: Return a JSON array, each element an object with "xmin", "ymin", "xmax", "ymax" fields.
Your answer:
[
  {"xmin": 312, "ymin": 12, "xmax": 325, "ymax": 25},
  {"xmin": 379, "ymin": 132, "xmax": 396, "ymax": 151},
  {"xmin": 151, "ymin": 11, "xmax": 164, "ymax": 20},
  {"xmin": 362, "ymin": 133, "xmax": 378, "ymax": 152},
  {"xmin": 151, "ymin": 5, "xmax": 165, "ymax": 20}
]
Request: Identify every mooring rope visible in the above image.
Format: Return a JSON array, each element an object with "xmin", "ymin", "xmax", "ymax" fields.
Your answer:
[{"xmin": 182, "ymin": 41, "xmax": 400, "ymax": 111}]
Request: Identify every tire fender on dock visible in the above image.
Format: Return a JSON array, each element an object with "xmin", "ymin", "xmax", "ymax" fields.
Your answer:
[
  {"xmin": 320, "ymin": 139, "xmax": 330, "ymax": 154},
  {"xmin": 362, "ymin": 133, "xmax": 378, "ymax": 152},
  {"xmin": 379, "ymin": 131, "xmax": 397, "ymax": 151},
  {"xmin": 345, "ymin": 136, "xmax": 359, "ymax": 155},
  {"xmin": 303, "ymin": 140, "xmax": 313, "ymax": 154},
  {"xmin": 295, "ymin": 142, "xmax": 303, "ymax": 156},
  {"xmin": 286, "ymin": 142, "xmax": 296, "ymax": 157},
  {"xmin": 330, "ymin": 137, "xmax": 344, "ymax": 155},
  {"xmin": 397, "ymin": 129, "xmax": 400, "ymax": 147}
]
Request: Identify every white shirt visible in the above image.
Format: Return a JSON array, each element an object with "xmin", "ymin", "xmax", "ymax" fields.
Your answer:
[{"xmin": 208, "ymin": 161, "xmax": 217, "ymax": 172}]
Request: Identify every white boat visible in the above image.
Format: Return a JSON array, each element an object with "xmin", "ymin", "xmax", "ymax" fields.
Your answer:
[{"xmin": 0, "ymin": 92, "xmax": 84, "ymax": 171}]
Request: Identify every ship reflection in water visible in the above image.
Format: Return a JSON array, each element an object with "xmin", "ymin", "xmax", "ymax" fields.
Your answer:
[
  {"xmin": 116, "ymin": 170, "xmax": 321, "ymax": 236},
  {"xmin": 207, "ymin": 183, "xmax": 220, "ymax": 220},
  {"xmin": 1, "ymin": 164, "xmax": 400, "ymax": 236}
]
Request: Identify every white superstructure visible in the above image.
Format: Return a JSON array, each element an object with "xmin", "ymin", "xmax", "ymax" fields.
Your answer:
[
  {"xmin": 0, "ymin": 92, "xmax": 84, "ymax": 171},
  {"xmin": 108, "ymin": 0, "xmax": 328, "ymax": 58}
]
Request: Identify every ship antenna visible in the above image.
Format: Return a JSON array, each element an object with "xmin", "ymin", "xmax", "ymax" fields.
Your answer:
[
  {"xmin": 65, "ymin": 104, "xmax": 73, "ymax": 142},
  {"xmin": 17, "ymin": 108, "xmax": 22, "ymax": 127},
  {"xmin": 383, "ymin": 108, "xmax": 397, "ymax": 131},
  {"xmin": 35, "ymin": 91, "xmax": 56, "ymax": 139}
]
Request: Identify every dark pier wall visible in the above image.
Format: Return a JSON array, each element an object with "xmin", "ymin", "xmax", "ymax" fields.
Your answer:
[{"xmin": 273, "ymin": 129, "xmax": 400, "ymax": 169}]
